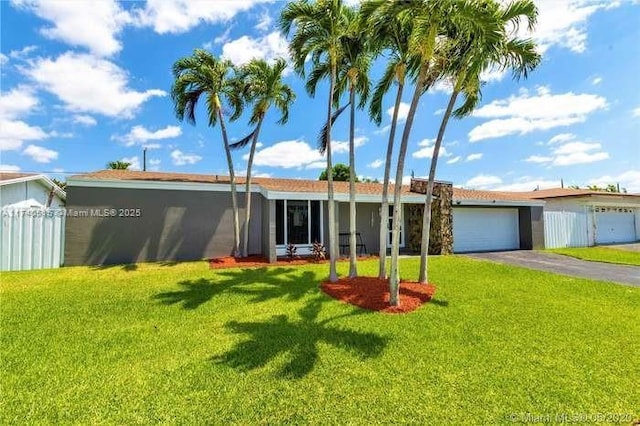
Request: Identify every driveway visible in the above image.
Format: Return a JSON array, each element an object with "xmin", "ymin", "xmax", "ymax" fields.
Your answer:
[
  {"xmin": 465, "ymin": 250, "xmax": 640, "ymax": 287},
  {"xmin": 604, "ymin": 243, "xmax": 640, "ymax": 252}
]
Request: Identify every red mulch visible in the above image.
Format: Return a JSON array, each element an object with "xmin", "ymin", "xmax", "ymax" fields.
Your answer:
[
  {"xmin": 208, "ymin": 255, "xmax": 376, "ymax": 269},
  {"xmin": 321, "ymin": 276, "xmax": 436, "ymax": 314}
]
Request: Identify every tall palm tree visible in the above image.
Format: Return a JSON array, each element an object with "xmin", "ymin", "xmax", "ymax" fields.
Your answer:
[
  {"xmin": 230, "ymin": 58, "xmax": 296, "ymax": 258},
  {"xmin": 311, "ymin": 6, "xmax": 372, "ymax": 278},
  {"xmin": 280, "ymin": 0, "xmax": 352, "ymax": 283},
  {"xmin": 368, "ymin": 0, "xmax": 499, "ymax": 306},
  {"xmin": 417, "ymin": 0, "xmax": 540, "ymax": 284},
  {"xmin": 361, "ymin": 0, "xmax": 416, "ymax": 279},
  {"xmin": 171, "ymin": 49, "xmax": 241, "ymax": 257}
]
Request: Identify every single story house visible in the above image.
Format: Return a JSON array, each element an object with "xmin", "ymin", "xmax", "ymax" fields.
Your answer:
[
  {"xmin": 522, "ymin": 188, "xmax": 640, "ymax": 247},
  {"xmin": 0, "ymin": 172, "xmax": 66, "ymax": 209},
  {"xmin": 64, "ymin": 170, "xmax": 545, "ymax": 266}
]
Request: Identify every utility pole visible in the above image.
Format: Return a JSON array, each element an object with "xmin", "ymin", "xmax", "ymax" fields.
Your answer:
[{"xmin": 143, "ymin": 147, "xmax": 147, "ymax": 171}]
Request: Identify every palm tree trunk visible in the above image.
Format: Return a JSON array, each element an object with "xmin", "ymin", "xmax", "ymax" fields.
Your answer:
[
  {"xmin": 378, "ymin": 79, "xmax": 404, "ymax": 279},
  {"xmin": 418, "ymin": 90, "xmax": 459, "ymax": 284},
  {"xmin": 389, "ymin": 69, "xmax": 426, "ymax": 306},
  {"xmin": 217, "ymin": 108, "xmax": 240, "ymax": 258},
  {"xmin": 327, "ymin": 64, "xmax": 338, "ymax": 282},
  {"xmin": 241, "ymin": 116, "xmax": 264, "ymax": 258},
  {"xmin": 348, "ymin": 86, "xmax": 357, "ymax": 278}
]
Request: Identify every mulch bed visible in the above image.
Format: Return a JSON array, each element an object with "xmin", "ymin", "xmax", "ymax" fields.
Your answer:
[
  {"xmin": 321, "ymin": 276, "xmax": 436, "ymax": 314},
  {"xmin": 208, "ymin": 255, "xmax": 376, "ymax": 270}
]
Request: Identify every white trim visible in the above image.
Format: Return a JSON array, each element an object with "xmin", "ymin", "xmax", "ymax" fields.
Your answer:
[
  {"xmin": 69, "ymin": 178, "xmax": 258, "ymax": 193},
  {"xmin": 453, "ymin": 199, "xmax": 545, "ymax": 207}
]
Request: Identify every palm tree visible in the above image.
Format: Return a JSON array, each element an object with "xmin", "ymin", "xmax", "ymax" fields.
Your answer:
[
  {"xmin": 367, "ymin": 0, "xmax": 501, "ymax": 306},
  {"xmin": 280, "ymin": 0, "xmax": 352, "ymax": 282},
  {"xmin": 310, "ymin": 6, "xmax": 372, "ymax": 278},
  {"xmin": 107, "ymin": 160, "xmax": 131, "ymax": 170},
  {"xmin": 361, "ymin": 0, "xmax": 416, "ymax": 279},
  {"xmin": 230, "ymin": 58, "xmax": 296, "ymax": 258},
  {"xmin": 171, "ymin": 49, "xmax": 241, "ymax": 257},
  {"xmin": 417, "ymin": 0, "xmax": 540, "ymax": 284}
]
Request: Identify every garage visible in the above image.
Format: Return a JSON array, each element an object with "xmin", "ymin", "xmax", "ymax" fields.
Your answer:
[
  {"xmin": 453, "ymin": 207, "xmax": 520, "ymax": 252},
  {"xmin": 595, "ymin": 207, "xmax": 636, "ymax": 244}
]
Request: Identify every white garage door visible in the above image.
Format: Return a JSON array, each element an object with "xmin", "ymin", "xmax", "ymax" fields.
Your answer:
[
  {"xmin": 595, "ymin": 207, "xmax": 636, "ymax": 244},
  {"xmin": 453, "ymin": 207, "xmax": 520, "ymax": 252}
]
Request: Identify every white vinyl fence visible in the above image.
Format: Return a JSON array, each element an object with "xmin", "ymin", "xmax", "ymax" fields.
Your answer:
[
  {"xmin": 544, "ymin": 211, "xmax": 589, "ymax": 249},
  {"xmin": 1, "ymin": 208, "xmax": 65, "ymax": 271}
]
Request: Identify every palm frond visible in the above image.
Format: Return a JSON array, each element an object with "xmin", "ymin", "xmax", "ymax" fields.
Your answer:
[
  {"xmin": 317, "ymin": 103, "xmax": 349, "ymax": 154},
  {"xmin": 229, "ymin": 128, "xmax": 258, "ymax": 150}
]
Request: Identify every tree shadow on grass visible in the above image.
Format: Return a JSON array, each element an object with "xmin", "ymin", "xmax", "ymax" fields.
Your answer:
[
  {"xmin": 212, "ymin": 296, "xmax": 388, "ymax": 379},
  {"xmin": 153, "ymin": 267, "xmax": 319, "ymax": 310}
]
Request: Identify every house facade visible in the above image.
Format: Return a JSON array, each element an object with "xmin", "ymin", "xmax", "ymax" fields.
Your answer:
[
  {"xmin": 524, "ymin": 188, "xmax": 640, "ymax": 247},
  {"xmin": 64, "ymin": 170, "xmax": 546, "ymax": 266}
]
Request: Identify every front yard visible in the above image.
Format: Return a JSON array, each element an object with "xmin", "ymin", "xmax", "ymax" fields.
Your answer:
[
  {"xmin": 1, "ymin": 257, "xmax": 638, "ymax": 423},
  {"xmin": 548, "ymin": 246, "xmax": 640, "ymax": 266}
]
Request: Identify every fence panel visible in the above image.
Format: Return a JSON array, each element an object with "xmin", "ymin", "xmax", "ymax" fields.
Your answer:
[
  {"xmin": 544, "ymin": 211, "xmax": 589, "ymax": 249},
  {"xmin": 1, "ymin": 209, "xmax": 65, "ymax": 271}
]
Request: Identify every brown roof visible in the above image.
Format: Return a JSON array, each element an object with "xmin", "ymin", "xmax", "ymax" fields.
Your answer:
[
  {"xmin": 520, "ymin": 187, "xmax": 640, "ymax": 199},
  {"xmin": 452, "ymin": 187, "xmax": 538, "ymax": 202},
  {"xmin": 0, "ymin": 172, "xmax": 38, "ymax": 182}
]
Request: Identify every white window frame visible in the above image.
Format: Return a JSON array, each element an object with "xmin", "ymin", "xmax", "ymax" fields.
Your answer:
[
  {"xmin": 386, "ymin": 204, "xmax": 405, "ymax": 249},
  {"xmin": 276, "ymin": 200, "xmax": 324, "ymax": 256}
]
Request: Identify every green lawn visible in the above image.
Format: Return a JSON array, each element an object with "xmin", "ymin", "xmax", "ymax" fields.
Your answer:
[
  {"xmin": 2, "ymin": 257, "xmax": 638, "ymax": 424},
  {"xmin": 548, "ymin": 246, "xmax": 640, "ymax": 266}
]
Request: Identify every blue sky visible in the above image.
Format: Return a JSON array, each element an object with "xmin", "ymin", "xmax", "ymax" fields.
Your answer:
[{"xmin": 1, "ymin": 0, "xmax": 639, "ymax": 192}]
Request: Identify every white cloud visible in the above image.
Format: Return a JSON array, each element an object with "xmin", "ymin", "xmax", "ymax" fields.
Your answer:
[
  {"xmin": 114, "ymin": 125, "xmax": 182, "ymax": 147},
  {"xmin": 12, "ymin": 0, "xmax": 131, "ymax": 57},
  {"xmin": 221, "ymin": 31, "xmax": 289, "ymax": 69},
  {"xmin": 525, "ymin": 1, "xmax": 615, "ymax": 54},
  {"xmin": 412, "ymin": 138, "xmax": 450, "ymax": 159},
  {"xmin": 633, "ymin": 107, "xmax": 640, "ymax": 118},
  {"xmin": 591, "ymin": 76, "xmax": 602, "ymax": 85},
  {"xmin": 373, "ymin": 124, "xmax": 391, "ymax": 135},
  {"xmin": 469, "ymin": 87, "xmax": 608, "ymax": 142},
  {"xmin": 133, "ymin": 0, "xmax": 271, "ymax": 34},
  {"xmin": 72, "ymin": 115, "xmax": 97, "ymax": 126},
  {"xmin": 148, "ymin": 158, "xmax": 161, "ymax": 171},
  {"xmin": 466, "ymin": 153, "xmax": 483, "ymax": 162},
  {"xmin": 250, "ymin": 139, "xmax": 324, "ymax": 169},
  {"xmin": 305, "ymin": 161, "xmax": 327, "ymax": 170},
  {"xmin": 8, "ymin": 45, "xmax": 37, "ymax": 60},
  {"xmin": 25, "ymin": 52, "xmax": 166, "ymax": 118},
  {"xmin": 255, "ymin": 10, "xmax": 272, "ymax": 31},
  {"xmin": 368, "ymin": 159, "xmax": 384, "ymax": 169},
  {"xmin": 331, "ymin": 136, "xmax": 368, "ymax": 154},
  {"xmin": 525, "ymin": 155, "xmax": 553, "ymax": 164},
  {"xmin": 526, "ymin": 135, "xmax": 609, "ymax": 167},
  {"xmin": 170, "ymin": 149, "xmax": 202, "ymax": 166},
  {"xmin": 0, "ymin": 164, "xmax": 21, "ymax": 172},
  {"xmin": 548, "ymin": 133, "xmax": 575, "ymax": 144},
  {"xmin": 22, "ymin": 144, "xmax": 58, "ymax": 163},
  {"xmin": 588, "ymin": 170, "xmax": 640, "ymax": 194},
  {"xmin": 0, "ymin": 85, "xmax": 39, "ymax": 120},
  {"xmin": 446, "ymin": 156, "xmax": 461, "ymax": 165},
  {"xmin": 0, "ymin": 53, "xmax": 8, "ymax": 66},
  {"xmin": 387, "ymin": 102, "xmax": 410, "ymax": 122},
  {"xmin": 434, "ymin": 108, "xmax": 445, "ymax": 116},
  {"xmin": 122, "ymin": 156, "xmax": 141, "ymax": 171},
  {"xmin": 465, "ymin": 174, "xmax": 503, "ymax": 189},
  {"xmin": 0, "ymin": 119, "xmax": 50, "ymax": 151},
  {"xmin": 479, "ymin": 67, "xmax": 506, "ymax": 83},
  {"xmin": 493, "ymin": 178, "xmax": 561, "ymax": 192}
]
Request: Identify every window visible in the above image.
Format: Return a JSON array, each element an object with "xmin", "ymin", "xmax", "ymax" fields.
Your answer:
[{"xmin": 275, "ymin": 200, "xmax": 323, "ymax": 246}]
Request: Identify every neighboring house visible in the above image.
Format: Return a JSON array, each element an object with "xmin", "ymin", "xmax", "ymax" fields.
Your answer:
[
  {"xmin": 64, "ymin": 170, "xmax": 545, "ymax": 266},
  {"xmin": 523, "ymin": 188, "xmax": 640, "ymax": 247},
  {"xmin": 0, "ymin": 172, "xmax": 66, "ymax": 208}
]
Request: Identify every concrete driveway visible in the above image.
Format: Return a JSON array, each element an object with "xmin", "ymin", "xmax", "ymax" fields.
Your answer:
[
  {"xmin": 465, "ymin": 250, "xmax": 640, "ymax": 287},
  {"xmin": 604, "ymin": 243, "xmax": 640, "ymax": 252}
]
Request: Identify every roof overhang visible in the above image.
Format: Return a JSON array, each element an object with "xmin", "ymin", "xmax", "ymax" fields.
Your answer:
[
  {"xmin": 453, "ymin": 198, "xmax": 546, "ymax": 207},
  {"xmin": 1, "ymin": 174, "xmax": 66, "ymax": 200}
]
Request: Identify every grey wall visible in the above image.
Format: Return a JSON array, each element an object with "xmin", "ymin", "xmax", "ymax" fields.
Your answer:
[
  {"xmin": 262, "ymin": 198, "xmax": 276, "ymax": 263},
  {"xmin": 518, "ymin": 206, "xmax": 545, "ymax": 250},
  {"xmin": 337, "ymin": 202, "xmax": 381, "ymax": 255},
  {"xmin": 65, "ymin": 187, "xmax": 263, "ymax": 266}
]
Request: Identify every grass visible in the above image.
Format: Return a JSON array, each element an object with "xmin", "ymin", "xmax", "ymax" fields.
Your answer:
[
  {"xmin": 548, "ymin": 246, "xmax": 640, "ymax": 266},
  {"xmin": 1, "ymin": 257, "xmax": 638, "ymax": 424}
]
